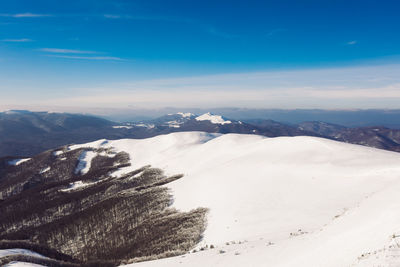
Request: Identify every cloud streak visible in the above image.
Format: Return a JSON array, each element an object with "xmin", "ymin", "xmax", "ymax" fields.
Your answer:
[
  {"xmin": 48, "ymin": 55, "xmax": 124, "ymax": 61},
  {"xmin": 0, "ymin": 13, "xmax": 52, "ymax": 18},
  {"xmin": 104, "ymin": 14, "xmax": 121, "ymax": 19},
  {"xmin": 2, "ymin": 38, "xmax": 33, "ymax": 42},
  {"xmin": 39, "ymin": 48, "xmax": 97, "ymax": 54},
  {"xmin": 33, "ymin": 64, "xmax": 400, "ymax": 109}
]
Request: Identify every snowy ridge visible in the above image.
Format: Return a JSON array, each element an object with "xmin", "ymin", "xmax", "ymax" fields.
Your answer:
[
  {"xmin": 4, "ymin": 262, "xmax": 46, "ymax": 267},
  {"xmin": 60, "ymin": 180, "xmax": 99, "ymax": 192},
  {"xmin": 8, "ymin": 158, "xmax": 31, "ymax": 166},
  {"xmin": 0, "ymin": 249, "xmax": 46, "ymax": 259},
  {"xmin": 0, "ymin": 249, "xmax": 47, "ymax": 267},
  {"xmin": 195, "ymin": 113, "xmax": 232, "ymax": 124},
  {"xmin": 113, "ymin": 125, "xmax": 133, "ymax": 129},
  {"xmin": 66, "ymin": 132, "xmax": 400, "ymax": 267},
  {"xmin": 39, "ymin": 167, "xmax": 51, "ymax": 174},
  {"xmin": 74, "ymin": 151, "xmax": 97, "ymax": 175},
  {"xmin": 165, "ymin": 120, "xmax": 183, "ymax": 128},
  {"xmin": 133, "ymin": 123, "xmax": 155, "ymax": 129},
  {"xmin": 177, "ymin": 112, "xmax": 194, "ymax": 118}
]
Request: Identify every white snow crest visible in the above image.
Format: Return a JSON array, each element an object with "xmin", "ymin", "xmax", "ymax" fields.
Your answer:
[
  {"xmin": 60, "ymin": 180, "xmax": 99, "ymax": 192},
  {"xmin": 39, "ymin": 167, "xmax": 51, "ymax": 174},
  {"xmin": 177, "ymin": 112, "xmax": 194, "ymax": 118},
  {"xmin": 8, "ymin": 158, "xmax": 31, "ymax": 166},
  {"xmin": 4, "ymin": 262, "xmax": 46, "ymax": 267},
  {"xmin": 0, "ymin": 249, "xmax": 46, "ymax": 258},
  {"xmin": 113, "ymin": 126, "xmax": 133, "ymax": 129},
  {"xmin": 0, "ymin": 248, "xmax": 47, "ymax": 266},
  {"xmin": 134, "ymin": 123, "xmax": 155, "ymax": 129},
  {"xmin": 195, "ymin": 113, "xmax": 232, "ymax": 125},
  {"xmin": 165, "ymin": 120, "xmax": 182, "ymax": 128},
  {"xmin": 74, "ymin": 151, "xmax": 97, "ymax": 175},
  {"xmin": 53, "ymin": 150, "xmax": 64, "ymax": 156}
]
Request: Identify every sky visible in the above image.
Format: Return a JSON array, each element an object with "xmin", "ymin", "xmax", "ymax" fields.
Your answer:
[{"xmin": 0, "ymin": 0, "xmax": 400, "ymax": 111}]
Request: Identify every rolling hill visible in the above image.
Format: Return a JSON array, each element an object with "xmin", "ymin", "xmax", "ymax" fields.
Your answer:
[{"xmin": 2, "ymin": 132, "xmax": 400, "ymax": 266}]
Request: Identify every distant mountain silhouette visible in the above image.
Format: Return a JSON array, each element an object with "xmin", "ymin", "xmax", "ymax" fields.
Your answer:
[{"xmin": 0, "ymin": 110, "xmax": 399, "ymax": 157}]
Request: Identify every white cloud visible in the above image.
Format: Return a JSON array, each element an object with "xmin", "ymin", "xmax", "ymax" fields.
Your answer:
[
  {"xmin": 104, "ymin": 14, "xmax": 121, "ymax": 19},
  {"xmin": 0, "ymin": 13, "xmax": 51, "ymax": 18},
  {"xmin": 39, "ymin": 48, "xmax": 97, "ymax": 54},
  {"xmin": 48, "ymin": 55, "xmax": 124, "ymax": 61},
  {"xmin": 33, "ymin": 64, "xmax": 400, "ymax": 109},
  {"xmin": 39, "ymin": 48, "xmax": 123, "ymax": 61},
  {"xmin": 2, "ymin": 64, "xmax": 400, "ymax": 109},
  {"xmin": 2, "ymin": 38, "xmax": 33, "ymax": 42},
  {"xmin": 347, "ymin": 40, "xmax": 357, "ymax": 45}
]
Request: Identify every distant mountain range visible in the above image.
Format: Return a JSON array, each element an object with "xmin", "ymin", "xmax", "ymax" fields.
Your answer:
[
  {"xmin": 101, "ymin": 108, "xmax": 400, "ymax": 129},
  {"xmin": 1, "ymin": 110, "xmax": 400, "ymax": 157}
]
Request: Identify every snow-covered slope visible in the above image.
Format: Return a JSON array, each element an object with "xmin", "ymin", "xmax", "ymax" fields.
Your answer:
[
  {"xmin": 195, "ymin": 112, "xmax": 232, "ymax": 124},
  {"xmin": 0, "ymin": 249, "xmax": 45, "ymax": 259},
  {"xmin": 69, "ymin": 132, "xmax": 400, "ymax": 266},
  {"xmin": 4, "ymin": 262, "xmax": 46, "ymax": 267}
]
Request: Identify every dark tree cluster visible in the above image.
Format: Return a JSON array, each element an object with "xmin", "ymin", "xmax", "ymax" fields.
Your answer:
[{"xmin": 0, "ymin": 145, "xmax": 207, "ymax": 266}]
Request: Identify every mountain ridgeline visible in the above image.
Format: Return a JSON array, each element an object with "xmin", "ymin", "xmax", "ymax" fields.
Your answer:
[{"xmin": 1, "ymin": 110, "xmax": 400, "ymax": 157}]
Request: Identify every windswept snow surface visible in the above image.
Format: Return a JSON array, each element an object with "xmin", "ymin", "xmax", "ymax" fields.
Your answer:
[
  {"xmin": 53, "ymin": 150, "xmax": 63, "ymax": 156},
  {"xmin": 134, "ymin": 123, "xmax": 155, "ymax": 129},
  {"xmin": 39, "ymin": 167, "xmax": 51, "ymax": 174},
  {"xmin": 113, "ymin": 125, "xmax": 133, "ymax": 129},
  {"xmin": 74, "ymin": 151, "xmax": 97, "ymax": 175},
  {"xmin": 69, "ymin": 132, "xmax": 400, "ymax": 267},
  {"xmin": 165, "ymin": 120, "xmax": 182, "ymax": 128},
  {"xmin": 8, "ymin": 158, "xmax": 31, "ymax": 166},
  {"xmin": 4, "ymin": 262, "xmax": 46, "ymax": 267},
  {"xmin": 0, "ymin": 250, "xmax": 46, "ymax": 267},
  {"xmin": 195, "ymin": 113, "xmax": 232, "ymax": 124},
  {"xmin": 177, "ymin": 112, "xmax": 194, "ymax": 118},
  {"xmin": 0, "ymin": 249, "xmax": 45, "ymax": 259},
  {"xmin": 60, "ymin": 180, "xmax": 99, "ymax": 192}
]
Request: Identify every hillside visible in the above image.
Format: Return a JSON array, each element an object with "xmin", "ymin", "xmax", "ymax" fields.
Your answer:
[
  {"xmin": 111, "ymin": 132, "xmax": 400, "ymax": 267},
  {"xmin": 0, "ymin": 136, "xmax": 207, "ymax": 266},
  {"xmin": 299, "ymin": 121, "xmax": 400, "ymax": 152},
  {"xmin": 2, "ymin": 132, "xmax": 400, "ymax": 266},
  {"xmin": 0, "ymin": 110, "xmax": 119, "ymax": 157}
]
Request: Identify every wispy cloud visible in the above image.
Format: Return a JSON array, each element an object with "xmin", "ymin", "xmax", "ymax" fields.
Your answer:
[
  {"xmin": 48, "ymin": 55, "xmax": 124, "ymax": 61},
  {"xmin": 39, "ymin": 47, "xmax": 123, "ymax": 61},
  {"xmin": 347, "ymin": 40, "xmax": 357, "ymax": 45},
  {"xmin": 39, "ymin": 48, "xmax": 97, "ymax": 54},
  {"xmin": 39, "ymin": 64, "xmax": 400, "ymax": 109},
  {"xmin": 104, "ymin": 14, "xmax": 121, "ymax": 19},
  {"xmin": 2, "ymin": 38, "xmax": 33, "ymax": 42},
  {"xmin": 0, "ymin": 13, "xmax": 52, "ymax": 18},
  {"xmin": 102, "ymin": 13, "xmax": 193, "ymax": 23}
]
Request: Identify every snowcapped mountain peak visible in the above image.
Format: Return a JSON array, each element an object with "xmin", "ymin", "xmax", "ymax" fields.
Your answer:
[
  {"xmin": 176, "ymin": 112, "xmax": 195, "ymax": 118},
  {"xmin": 195, "ymin": 112, "xmax": 232, "ymax": 125}
]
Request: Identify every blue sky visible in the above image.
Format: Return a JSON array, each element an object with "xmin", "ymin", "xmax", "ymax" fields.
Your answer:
[{"xmin": 1, "ymin": 0, "xmax": 400, "ymax": 111}]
